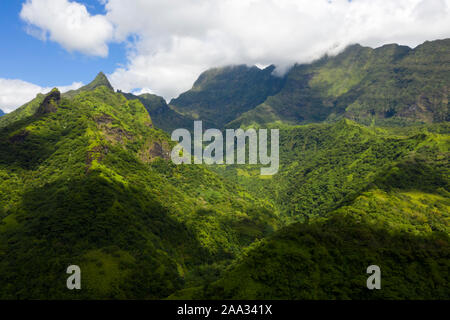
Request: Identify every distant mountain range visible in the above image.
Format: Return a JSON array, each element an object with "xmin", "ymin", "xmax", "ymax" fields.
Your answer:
[
  {"xmin": 0, "ymin": 38, "xmax": 448, "ymax": 299},
  {"xmin": 3, "ymin": 39, "xmax": 448, "ymax": 132},
  {"xmin": 168, "ymin": 38, "xmax": 449, "ymax": 130}
]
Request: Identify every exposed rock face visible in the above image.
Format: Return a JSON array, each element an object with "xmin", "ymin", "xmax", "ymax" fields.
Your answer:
[
  {"xmin": 94, "ymin": 113, "xmax": 134, "ymax": 144},
  {"xmin": 139, "ymin": 141, "xmax": 171, "ymax": 162},
  {"xmin": 148, "ymin": 142, "xmax": 170, "ymax": 160},
  {"xmin": 36, "ymin": 89, "xmax": 60, "ymax": 115},
  {"xmin": 94, "ymin": 113, "xmax": 114, "ymax": 125},
  {"xmin": 103, "ymin": 126, "xmax": 134, "ymax": 144}
]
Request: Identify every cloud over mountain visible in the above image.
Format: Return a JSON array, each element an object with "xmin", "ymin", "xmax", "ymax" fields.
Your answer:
[{"xmin": 18, "ymin": 0, "xmax": 450, "ymax": 100}]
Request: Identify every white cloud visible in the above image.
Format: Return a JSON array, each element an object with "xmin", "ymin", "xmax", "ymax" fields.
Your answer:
[
  {"xmin": 20, "ymin": 0, "xmax": 114, "ymax": 57},
  {"xmin": 19, "ymin": 0, "xmax": 450, "ymax": 100},
  {"xmin": 104, "ymin": 0, "xmax": 450, "ymax": 100},
  {"xmin": 0, "ymin": 79, "xmax": 82, "ymax": 113}
]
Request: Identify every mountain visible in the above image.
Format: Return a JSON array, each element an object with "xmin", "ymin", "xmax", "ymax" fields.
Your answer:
[
  {"xmin": 0, "ymin": 74, "xmax": 278, "ymax": 299},
  {"xmin": 167, "ymin": 39, "xmax": 448, "ymax": 129},
  {"xmin": 0, "ymin": 109, "xmax": 4, "ymax": 117},
  {"xmin": 0, "ymin": 39, "xmax": 449, "ymax": 300},
  {"xmin": 120, "ymin": 91, "xmax": 194, "ymax": 133},
  {"xmin": 230, "ymin": 39, "xmax": 450, "ymax": 128},
  {"xmin": 211, "ymin": 119, "xmax": 449, "ymax": 221},
  {"xmin": 185, "ymin": 151, "xmax": 450, "ymax": 299},
  {"xmin": 0, "ymin": 72, "xmax": 115, "ymax": 129},
  {"xmin": 188, "ymin": 213, "xmax": 449, "ymax": 299},
  {"xmin": 63, "ymin": 72, "xmax": 114, "ymax": 98},
  {"xmin": 172, "ymin": 121, "xmax": 450, "ymax": 299},
  {"xmin": 170, "ymin": 65, "xmax": 285, "ymax": 129},
  {"xmin": 0, "ymin": 73, "xmax": 192, "ymax": 134},
  {"xmin": 2, "ymin": 39, "xmax": 448, "ymax": 134}
]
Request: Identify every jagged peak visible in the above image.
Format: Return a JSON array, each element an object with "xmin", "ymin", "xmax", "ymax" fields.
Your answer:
[
  {"xmin": 36, "ymin": 88, "xmax": 60, "ymax": 115},
  {"xmin": 87, "ymin": 72, "xmax": 114, "ymax": 91},
  {"xmin": 62, "ymin": 72, "xmax": 113, "ymax": 99}
]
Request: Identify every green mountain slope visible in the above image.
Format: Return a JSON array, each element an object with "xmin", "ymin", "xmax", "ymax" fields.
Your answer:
[
  {"xmin": 0, "ymin": 75, "xmax": 278, "ymax": 299},
  {"xmin": 190, "ymin": 213, "xmax": 449, "ymax": 300},
  {"xmin": 0, "ymin": 93, "xmax": 46, "ymax": 128},
  {"xmin": 190, "ymin": 120, "xmax": 449, "ymax": 300},
  {"xmin": 176, "ymin": 132, "xmax": 449, "ymax": 299},
  {"xmin": 121, "ymin": 91, "xmax": 193, "ymax": 133},
  {"xmin": 228, "ymin": 39, "xmax": 450, "ymax": 128},
  {"xmin": 170, "ymin": 65, "xmax": 285, "ymax": 129},
  {"xmin": 0, "ymin": 37, "xmax": 448, "ymax": 300},
  {"xmin": 213, "ymin": 121, "xmax": 448, "ymax": 224},
  {"xmin": 0, "ymin": 109, "xmax": 4, "ymax": 117}
]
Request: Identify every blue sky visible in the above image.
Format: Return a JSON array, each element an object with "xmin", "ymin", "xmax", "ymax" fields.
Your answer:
[
  {"xmin": 1, "ymin": 0, "xmax": 449, "ymax": 113},
  {"xmin": 0, "ymin": 1, "xmax": 126, "ymax": 88}
]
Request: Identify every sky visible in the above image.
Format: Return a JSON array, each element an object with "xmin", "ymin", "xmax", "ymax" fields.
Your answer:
[{"xmin": 1, "ymin": 0, "xmax": 450, "ymax": 113}]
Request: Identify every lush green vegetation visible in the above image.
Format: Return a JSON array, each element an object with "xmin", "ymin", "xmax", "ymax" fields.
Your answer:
[
  {"xmin": 121, "ymin": 91, "xmax": 194, "ymax": 133},
  {"xmin": 175, "ymin": 122, "xmax": 450, "ymax": 299},
  {"xmin": 0, "ymin": 39, "xmax": 449, "ymax": 299},
  {"xmin": 148, "ymin": 40, "xmax": 449, "ymax": 131},
  {"xmin": 230, "ymin": 39, "xmax": 450, "ymax": 128},
  {"xmin": 185, "ymin": 214, "xmax": 449, "ymax": 300},
  {"xmin": 0, "ymin": 78, "xmax": 277, "ymax": 299},
  {"xmin": 0, "ymin": 94, "xmax": 45, "ymax": 128},
  {"xmin": 170, "ymin": 65, "xmax": 285, "ymax": 129}
]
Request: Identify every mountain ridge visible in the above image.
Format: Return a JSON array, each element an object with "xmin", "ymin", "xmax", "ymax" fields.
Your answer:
[
  {"xmin": 0, "ymin": 39, "xmax": 448, "ymax": 299},
  {"xmin": 169, "ymin": 64, "xmax": 285, "ymax": 129},
  {"xmin": 63, "ymin": 71, "xmax": 114, "ymax": 99},
  {"xmin": 229, "ymin": 38, "xmax": 450, "ymax": 128},
  {"xmin": 2, "ymin": 38, "xmax": 448, "ymax": 133},
  {"xmin": 0, "ymin": 81, "xmax": 279, "ymax": 299}
]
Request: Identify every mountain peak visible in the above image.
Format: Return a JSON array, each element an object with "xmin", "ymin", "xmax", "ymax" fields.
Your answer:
[
  {"xmin": 62, "ymin": 72, "xmax": 113, "ymax": 99},
  {"xmin": 36, "ymin": 88, "xmax": 60, "ymax": 115},
  {"xmin": 88, "ymin": 72, "xmax": 113, "ymax": 91}
]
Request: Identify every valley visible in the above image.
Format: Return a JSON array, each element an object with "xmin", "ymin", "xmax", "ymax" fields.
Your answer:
[{"xmin": 0, "ymin": 39, "xmax": 448, "ymax": 300}]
